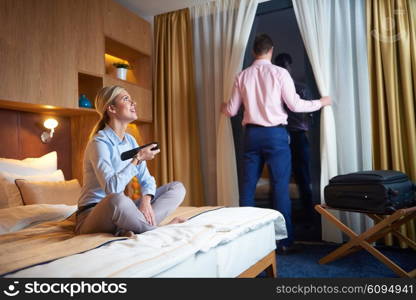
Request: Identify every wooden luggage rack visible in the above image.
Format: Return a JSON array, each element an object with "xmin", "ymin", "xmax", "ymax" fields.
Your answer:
[{"xmin": 316, "ymin": 204, "xmax": 416, "ymax": 278}]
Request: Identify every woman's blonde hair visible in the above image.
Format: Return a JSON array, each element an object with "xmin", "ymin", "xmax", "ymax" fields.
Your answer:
[{"xmin": 89, "ymin": 85, "xmax": 126, "ymax": 139}]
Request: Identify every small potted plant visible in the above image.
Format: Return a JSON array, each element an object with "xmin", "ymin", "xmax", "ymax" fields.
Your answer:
[{"xmin": 113, "ymin": 62, "xmax": 131, "ymax": 80}]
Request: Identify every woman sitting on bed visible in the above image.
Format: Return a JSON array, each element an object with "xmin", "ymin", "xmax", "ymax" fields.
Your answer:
[{"xmin": 75, "ymin": 85, "xmax": 186, "ymax": 236}]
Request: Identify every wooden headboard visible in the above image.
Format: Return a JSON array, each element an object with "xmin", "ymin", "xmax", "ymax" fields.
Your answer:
[{"xmin": 0, "ymin": 108, "xmax": 72, "ymax": 179}]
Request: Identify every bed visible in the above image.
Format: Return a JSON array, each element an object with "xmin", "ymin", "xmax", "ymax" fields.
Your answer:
[
  {"xmin": 0, "ymin": 204, "xmax": 287, "ymax": 278},
  {"xmin": 0, "ymin": 136, "xmax": 287, "ymax": 278}
]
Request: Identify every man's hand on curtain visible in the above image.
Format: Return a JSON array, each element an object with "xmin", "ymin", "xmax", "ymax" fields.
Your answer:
[
  {"xmin": 221, "ymin": 102, "xmax": 228, "ymax": 115},
  {"xmin": 320, "ymin": 96, "xmax": 332, "ymax": 107}
]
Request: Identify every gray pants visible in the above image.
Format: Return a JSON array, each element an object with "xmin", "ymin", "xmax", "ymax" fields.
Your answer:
[{"xmin": 75, "ymin": 181, "xmax": 186, "ymax": 235}]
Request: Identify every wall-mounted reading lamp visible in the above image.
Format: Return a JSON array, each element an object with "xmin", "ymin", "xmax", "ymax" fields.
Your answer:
[{"xmin": 41, "ymin": 118, "xmax": 58, "ymax": 143}]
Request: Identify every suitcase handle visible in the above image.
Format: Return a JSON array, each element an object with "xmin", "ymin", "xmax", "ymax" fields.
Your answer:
[{"xmin": 388, "ymin": 188, "xmax": 399, "ymax": 196}]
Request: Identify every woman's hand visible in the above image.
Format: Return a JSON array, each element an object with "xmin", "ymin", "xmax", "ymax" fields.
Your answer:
[
  {"xmin": 136, "ymin": 144, "xmax": 160, "ymax": 161},
  {"xmin": 138, "ymin": 195, "xmax": 156, "ymax": 226}
]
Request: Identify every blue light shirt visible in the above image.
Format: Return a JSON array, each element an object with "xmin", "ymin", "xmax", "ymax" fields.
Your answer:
[{"xmin": 78, "ymin": 124, "xmax": 156, "ymax": 208}]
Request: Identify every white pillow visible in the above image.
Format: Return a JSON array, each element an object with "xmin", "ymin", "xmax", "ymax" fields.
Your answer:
[
  {"xmin": 0, "ymin": 169, "xmax": 65, "ymax": 208},
  {"xmin": 0, "ymin": 151, "xmax": 57, "ymax": 176}
]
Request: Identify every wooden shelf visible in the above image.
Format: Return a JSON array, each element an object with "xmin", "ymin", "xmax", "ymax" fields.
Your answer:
[
  {"xmin": 78, "ymin": 73, "xmax": 103, "ymax": 109},
  {"xmin": 105, "ymin": 37, "xmax": 151, "ymax": 90},
  {"xmin": 76, "ymin": 107, "xmax": 99, "ymax": 115},
  {"xmin": 102, "ymin": 74, "xmax": 142, "ymax": 88},
  {"xmin": 0, "ymin": 99, "xmax": 99, "ymax": 117}
]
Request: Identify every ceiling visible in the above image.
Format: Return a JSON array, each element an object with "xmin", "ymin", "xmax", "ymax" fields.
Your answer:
[{"xmin": 114, "ymin": 0, "xmax": 270, "ymax": 20}]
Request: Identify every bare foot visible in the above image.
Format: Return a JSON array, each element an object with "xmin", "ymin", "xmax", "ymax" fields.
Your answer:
[
  {"xmin": 167, "ymin": 217, "xmax": 187, "ymax": 225},
  {"xmin": 115, "ymin": 229, "xmax": 135, "ymax": 238}
]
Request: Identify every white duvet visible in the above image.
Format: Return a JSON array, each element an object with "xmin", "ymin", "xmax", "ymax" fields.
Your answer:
[{"xmin": 1, "ymin": 205, "xmax": 287, "ymax": 277}]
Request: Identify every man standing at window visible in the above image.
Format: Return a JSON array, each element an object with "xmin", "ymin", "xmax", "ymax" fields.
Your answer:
[
  {"xmin": 275, "ymin": 53, "xmax": 315, "ymax": 224},
  {"xmin": 221, "ymin": 34, "xmax": 331, "ymax": 253}
]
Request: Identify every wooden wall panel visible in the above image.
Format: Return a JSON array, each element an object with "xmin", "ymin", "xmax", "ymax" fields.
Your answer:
[
  {"xmin": 135, "ymin": 55, "xmax": 152, "ymax": 90},
  {"xmin": 0, "ymin": 0, "xmax": 76, "ymax": 108},
  {"xmin": 70, "ymin": 114, "xmax": 99, "ymax": 184},
  {"xmin": 103, "ymin": 0, "xmax": 152, "ymax": 55},
  {"xmin": 0, "ymin": 108, "xmax": 72, "ymax": 179},
  {"xmin": 0, "ymin": 0, "xmax": 43, "ymax": 104},
  {"xmin": 0, "ymin": 109, "xmax": 19, "ymax": 158},
  {"xmin": 0, "ymin": 0, "xmax": 107, "ymax": 108},
  {"xmin": 74, "ymin": 0, "xmax": 105, "ymax": 76},
  {"xmin": 39, "ymin": 0, "xmax": 77, "ymax": 109}
]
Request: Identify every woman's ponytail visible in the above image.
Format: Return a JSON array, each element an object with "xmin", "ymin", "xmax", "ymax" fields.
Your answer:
[{"xmin": 89, "ymin": 85, "xmax": 126, "ymax": 140}]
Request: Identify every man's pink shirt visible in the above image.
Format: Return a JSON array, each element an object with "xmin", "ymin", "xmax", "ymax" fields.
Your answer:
[{"xmin": 224, "ymin": 59, "xmax": 322, "ymax": 126}]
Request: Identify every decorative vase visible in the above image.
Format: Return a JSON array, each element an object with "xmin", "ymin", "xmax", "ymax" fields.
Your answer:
[
  {"xmin": 116, "ymin": 67, "xmax": 128, "ymax": 80},
  {"xmin": 78, "ymin": 94, "xmax": 92, "ymax": 108}
]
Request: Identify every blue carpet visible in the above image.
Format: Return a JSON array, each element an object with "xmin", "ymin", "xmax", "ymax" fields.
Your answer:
[{"xmin": 276, "ymin": 243, "xmax": 416, "ymax": 278}]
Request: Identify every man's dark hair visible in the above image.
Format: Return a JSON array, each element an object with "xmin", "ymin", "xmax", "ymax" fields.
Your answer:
[
  {"xmin": 253, "ymin": 34, "xmax": 274, "ymax": 56},
  {"xmin": 274, "ymin": 53, "xmax": 292, "ymax": 68}
]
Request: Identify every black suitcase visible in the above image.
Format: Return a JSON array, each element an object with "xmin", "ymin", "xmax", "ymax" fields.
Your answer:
[{"xmin": 324, "ymin": 170, "xmax": 416, "ymax": 214}]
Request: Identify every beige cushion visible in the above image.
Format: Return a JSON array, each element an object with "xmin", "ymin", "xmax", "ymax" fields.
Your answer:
[
  {"xmin": 15, "ymin": 179, "xmax": 81, "ymax": 206},
  {"xmin": 0, "ymin": 170, "xmax": 65, "ymax": 208}
]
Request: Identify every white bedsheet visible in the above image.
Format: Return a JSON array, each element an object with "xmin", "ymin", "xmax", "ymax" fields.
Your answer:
[
  {"xmin": 155, "ymin": 221, "xmax": 277, "ymax": 277},
  {"xmin": 3, "ymin": 206, "xmax": 286, "ymax": 277},
  {"xmin": 179, "ymin": 206, "xmax": 287, "ymax": 251},
  {"xmin": 0, "ymin": 204, "xmax": 76, "ymax": 234}
]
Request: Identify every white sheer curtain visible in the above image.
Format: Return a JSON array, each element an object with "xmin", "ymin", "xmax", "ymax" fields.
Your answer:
[
  {"xmin": 191, "ymin": 0, "xmax": 258, "ymax": 206},
  {"xmin": 293, "ymin": 0, "xmax": 373, "ymax": 242}
]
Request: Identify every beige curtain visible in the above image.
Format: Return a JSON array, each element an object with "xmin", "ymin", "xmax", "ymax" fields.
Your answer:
[
  {"xmin": 293, "ymin": 0, "xmax": 374, "ymax": 242},
  {"xmin": 367, "ymin": 0, "xmax": 416, "ymax": 247},
  {"xmin": 190, "ymin": 0, "xmax": 258, "ymax": 207},
  {"xmin": 154, "ymin": 9, "xmax": 204, "ymax": 206}
]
